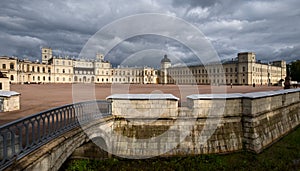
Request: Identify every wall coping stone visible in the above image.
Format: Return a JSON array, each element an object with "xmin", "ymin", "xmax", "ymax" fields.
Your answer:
[
  {"xmin": 243, "ymin": 89, "xmax": 300, "ymax": 99},
  {"xmin": 187, "ymin": 89, "xmax": 300, "ymax": 100},
  {"xmin": 107, "ymin": 94, "xmax": 179, "ymax": 100},
  {"xmin": 0, "ymin": 90, "xmax": 20, "ymax": 97},
  {"xmin": 187, "ymin": 93, "xmax": 243, "ymax": 100}
]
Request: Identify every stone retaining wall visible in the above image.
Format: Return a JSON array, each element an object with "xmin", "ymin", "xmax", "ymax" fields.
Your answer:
[
  {"xmin": 242, "ymin": 89, "xmax": 300, "ymax": 152},
  {"xmin": 108, "ymin": 89, "xmax": 300, "ymax": 156}
]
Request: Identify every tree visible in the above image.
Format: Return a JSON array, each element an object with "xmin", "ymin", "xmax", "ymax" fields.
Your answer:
[{"xmin": 290, "ymin": 60, "xmax": 300, "ymax": 82}]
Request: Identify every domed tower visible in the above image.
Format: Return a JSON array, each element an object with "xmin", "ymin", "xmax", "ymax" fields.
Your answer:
[{"xmin": 160, "ymin": 54, "xmax": 171, "ymax": 84}]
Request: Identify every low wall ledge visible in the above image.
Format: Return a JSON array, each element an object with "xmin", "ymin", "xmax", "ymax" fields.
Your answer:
[
  {"xmin": 187, "ymin": 93, "xmax": 243, "ymax": 100},
  {"xmin": 187, "ymin": 89, "xmax": 300, "ymax": 100},
  {"xmin": 106, "ymin": 94, "xmax": 179, "ymax": 100},
  {"xmin": 0, "ymin": 90, "xmax": 20, "ymax": 97},
  {"xmin": 243, "ymin": 88, "xmax": 300, "ymax": 99}
]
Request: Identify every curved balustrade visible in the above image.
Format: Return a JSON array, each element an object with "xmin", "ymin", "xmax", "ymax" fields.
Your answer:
[{"xmin": 0, "ymin": 100, "xmax": 111, "ymax": 170}]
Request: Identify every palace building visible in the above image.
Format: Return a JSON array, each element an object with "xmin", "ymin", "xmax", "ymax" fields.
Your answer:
[
  {"xmin": 0, "ymin": 47, "xmax": 286, "ymax": 86},
  {"xmin": 161, "ymin": 52, "xmax": 286, "ymax": 86},
  {"xmin": 0, "ymin": 47, "xmax": 158, "ymax": 84}
]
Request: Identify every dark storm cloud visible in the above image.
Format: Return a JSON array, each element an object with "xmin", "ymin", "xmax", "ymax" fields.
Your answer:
[
  {"xmin": 104, "ymin": 34, "xmax": 201, "ymax": 68},
  {"xmin": 0, "ymin": 0, "xmax": 299, "ymax": 65},
  {"xmin": 172, "ymin": 0, "xmax": 220, "ymax": 8}
]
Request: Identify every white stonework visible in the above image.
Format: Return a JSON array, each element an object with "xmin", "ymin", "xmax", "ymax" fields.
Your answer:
[{"xmin": 0, "ymin": 90, "xmax": 20, "ymax": 112}]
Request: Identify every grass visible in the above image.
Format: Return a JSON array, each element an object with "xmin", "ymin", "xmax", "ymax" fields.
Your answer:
[{"xmin": 62, "ymin": 126, "xmax": 300, "ymax": 171}]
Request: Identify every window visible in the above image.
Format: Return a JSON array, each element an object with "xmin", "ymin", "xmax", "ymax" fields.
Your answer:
[
  {"xmin": 2, "ymin": 64, "xmax": 6, "ymax": 69},
  {"xmin": 37, "ymin": 67, "xmax": 40, "ymax": 73},
  {"xmin": 42, "ymin": 67, "xmax": 45, "ymax": 73},
  {"xmin": 38, "ymin": 76, "xmax": 40, "ymax": 81},
  {"xmin": 10, "ymin": 75, "xmax": 14, "ymax": 81},
  {"xmin": 0, "ymin": 83, "xmax": 2, "ymax": 90},
  {"xmin": 57, "ymin": 77, "xmax": 59, "ymax": 81},
  {"xmin": 63, "ymin": 69, "xmax": 65, "ymax": 73},
  {"xmin": 57, "ymin": 69, "xmax": 59, "ymax": 73},
  {"xmin": 243, "ymin": 67, "xmax": 245, "ymax": 72},
  {"xmin": 43, "ymin": 76, "xmax": 45, "ymax": 81},
  {"xmin": 10, "ymin": 63, "xmax": 14, "ymax": 70},
  {"xmin": 48, "ymin": 68, "xmax": 51, "ymax": 73}
]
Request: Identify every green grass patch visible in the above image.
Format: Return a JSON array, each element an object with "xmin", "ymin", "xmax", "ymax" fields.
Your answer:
[{"xmin": 62, "ymin": 126, "xmax": 300, "ymax": 171}]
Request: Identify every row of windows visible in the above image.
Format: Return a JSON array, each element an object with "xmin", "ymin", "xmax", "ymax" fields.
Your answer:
[
  {"xmin": 169, "ymin": 67, "xmax": 238, "ymax": 75},
  {"xmin": 94, "ymin": 77, "xmax": 153, "ymax": 83},
  {"xmin": 170, "ymin": 79, "xmax": 241, "ymax": 84},
  {"xmin": 75, "ymin": 62, "xmax": 93, "ymax": 67},
  {"xmin": 20, "ymin": 66, "xmax": 51, "ymax": 73},
  {"xmin": 74, "ymin": 70, "xmax": 94, "ymax": 75},
  {"xmin": 56, "ymin": 69, "xmax": 72, "ymax": 74},
  {"xmin": 1, "ymin": 63, "xmax": 14, "ymax": 70},
  {"xmin": 56, "ymin": 60, "xmax": 72, "ymax": 66}
]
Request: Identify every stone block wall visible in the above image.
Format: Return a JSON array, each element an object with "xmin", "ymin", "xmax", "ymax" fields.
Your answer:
[
  {"xmin": 107, "ymin": 94, "xmax": 179, "ymax": 119},
  {"xmin": 0, "ymin": 91, "xmax": 20, "ymax": 112},
  {"xmin": 107, "ymin": 89, "xmax": 300, "ymax": 157},
  {"xmin": 242, "ymin": 89, "xmax": 300, "ymax": 153},
  {"xmin": 3, "ymin": 95, "xmax": 20, "ymax": 112}
]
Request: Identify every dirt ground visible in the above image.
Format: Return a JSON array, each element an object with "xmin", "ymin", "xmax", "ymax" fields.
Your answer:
[{"xmin": 0, "ymin": 83, "xmax": 282, "ymax": 125}]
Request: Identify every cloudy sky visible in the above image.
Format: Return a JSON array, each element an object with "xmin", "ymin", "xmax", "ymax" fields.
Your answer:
[{"xmin": 0, "ymin": 0, "xmax": 299, "ymax": 67}]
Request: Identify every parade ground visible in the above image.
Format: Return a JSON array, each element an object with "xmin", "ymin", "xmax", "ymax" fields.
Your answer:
[{"xmin": 0, "ymin": 84, "xmax": 282, "ymax": 125}]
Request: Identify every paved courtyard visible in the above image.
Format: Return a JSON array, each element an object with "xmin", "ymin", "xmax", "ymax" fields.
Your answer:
[{"xmin": 0, "ymin": 83, "xmax": 282, "ymax": 125}]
